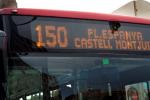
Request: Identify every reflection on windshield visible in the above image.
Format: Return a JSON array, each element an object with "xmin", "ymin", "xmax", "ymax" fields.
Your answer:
[{"xmin": 8, "ymin": 56, "xmax": 150, "ymax": 100}]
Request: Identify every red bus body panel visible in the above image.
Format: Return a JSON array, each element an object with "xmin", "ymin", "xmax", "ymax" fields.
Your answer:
[{"xmin": 0, "ymin": 8, "xmax": 150, "ymax": 25}]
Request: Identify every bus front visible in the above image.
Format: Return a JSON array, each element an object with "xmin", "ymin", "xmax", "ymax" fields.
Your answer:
[{"xmin": 2, "ymin": 8, "xmax": 150, "ymax": 100}]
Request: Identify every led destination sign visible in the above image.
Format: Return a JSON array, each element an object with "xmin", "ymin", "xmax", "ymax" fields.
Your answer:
[{"xmin": 31, "ymin": 19, "xmax": 150, "ymax": 51}]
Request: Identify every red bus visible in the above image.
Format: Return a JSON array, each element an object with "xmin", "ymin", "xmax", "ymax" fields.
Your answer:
[{"xmin": 0, "ymin": 8, "xmax": 150, "ymax": 100}]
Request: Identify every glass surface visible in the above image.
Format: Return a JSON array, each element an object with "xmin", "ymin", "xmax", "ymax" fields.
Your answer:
[
  {"xmin": 8, "ymin": 55, "xmax": 150, "ymax": 100},
  {"xmin": 5, "ymin": 15, "xmax": 150, "ymax": 100},
  {"xmin": 9, "ymin": 15, "xmax": 150, "ymax": 52}
]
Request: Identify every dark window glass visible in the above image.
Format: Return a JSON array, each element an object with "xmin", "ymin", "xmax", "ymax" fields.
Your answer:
[
  {"xmin": 5, "ymin": 15, "xmax": 150, "ymax": 100},
  {"xmin": 9, "ymin": 16, "xmax": 150, "ymax": 52},
  {"xmin": 0, "ymin": 16, "xmax": 3, "ymax": 30},
  {"xmin": 8, "ymin": 55, "xmax": 150, "ymax": 100}
]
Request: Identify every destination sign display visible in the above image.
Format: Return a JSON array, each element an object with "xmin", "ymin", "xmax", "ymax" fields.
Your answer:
[{"xmin": 31, "ymin": 18, "xmax": 150, "ymax": 51}]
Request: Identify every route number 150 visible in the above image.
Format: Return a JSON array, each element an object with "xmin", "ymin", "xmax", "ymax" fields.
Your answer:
[{"xmin": 35, "ymin": 25, "xmax": 68, "ymax": 48}]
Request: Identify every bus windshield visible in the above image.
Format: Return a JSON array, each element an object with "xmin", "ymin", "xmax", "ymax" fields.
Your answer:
[
  {"xmin": 4, "ymin": 14, "xmax": 150, "ymax": 100},
  {"xmin": 8, "ymin": 56, "xmax": 150, "ymax": 100}
]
